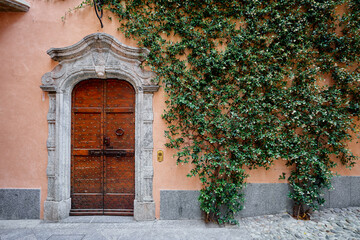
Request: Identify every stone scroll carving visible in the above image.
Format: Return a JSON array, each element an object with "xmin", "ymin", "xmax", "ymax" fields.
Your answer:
[{"xmin": 40, "ymin": 33, "xmax": 158, "ymax": 221}]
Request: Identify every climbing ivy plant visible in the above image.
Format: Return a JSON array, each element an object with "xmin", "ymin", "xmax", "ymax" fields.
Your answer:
[{"xmin": 79, "ymin": 0, "xmax": 359, "ymax": 223}]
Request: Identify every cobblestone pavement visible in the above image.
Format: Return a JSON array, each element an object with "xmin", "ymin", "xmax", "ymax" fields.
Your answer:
[
  {"xmin": 242, "ymin": 207, "xmax": 360, "ymax": 240},
  {"xmin": 0, "ymin": 207, "xmax": 359, "ymax": 240}
]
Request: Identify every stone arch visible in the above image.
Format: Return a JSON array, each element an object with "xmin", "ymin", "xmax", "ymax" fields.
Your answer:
[{"xmin": 40, "ymin": 33, "xmax": 158, "ymax": 221}]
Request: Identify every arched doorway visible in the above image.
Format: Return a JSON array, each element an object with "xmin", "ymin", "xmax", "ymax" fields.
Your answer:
[
  {"xmin": 71, "ymin": 79, "xmax": 135, "ymax": 215},
  {"xmin": 40, "ymin": 33, "xmax": 158, "ymax": 220}
]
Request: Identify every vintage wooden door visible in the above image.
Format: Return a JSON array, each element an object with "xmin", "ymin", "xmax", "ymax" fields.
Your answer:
[{"xmin": 70, "ymin": 79, "xmax": 135, "ymax": 216}]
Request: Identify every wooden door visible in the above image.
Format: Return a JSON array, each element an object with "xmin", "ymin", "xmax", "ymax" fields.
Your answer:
[{"xmin": 70, "ymin": 79, "xmax": 135, "ymax": 216}]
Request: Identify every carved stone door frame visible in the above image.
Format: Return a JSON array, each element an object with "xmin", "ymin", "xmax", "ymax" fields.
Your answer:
[{"xmin": 40, "ymin": 33, "xmax": 158, "ymax": 221}]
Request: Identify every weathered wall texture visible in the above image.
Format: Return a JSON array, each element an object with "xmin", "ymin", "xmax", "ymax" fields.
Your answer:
[{"xmin": 0, "ymin": 0, "xmax": 359, "ymax": 219}]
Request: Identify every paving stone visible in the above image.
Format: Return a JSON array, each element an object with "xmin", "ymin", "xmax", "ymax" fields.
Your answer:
[
  {"xmin": 47, "ymin": 234, "xmax": 85, "ymax": 240},
  {"xmin": 1, "ymin": 208, "xmax": 360, "ymax": 240},
  {"xmin": 0, "ymin": 229, "xmax": 35, "ymax": 240},
  {"xmin": 154, "ymin": 219, "xmax": 205, "ymax": 229},
  {"xmin": 60, "ymin": 216, "xmax": 94, "ymax": 223},
  {"xmin": 82, "ymin": 232, "xmax": 108, "ymax": 240}
]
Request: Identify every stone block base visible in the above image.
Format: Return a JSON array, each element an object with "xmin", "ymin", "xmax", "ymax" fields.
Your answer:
[
  {"xmin": 239, "ymin": 183, "xmax": 292, "ymax": 217},
  {"xmin": 0, "ymin": 189, "xmax": 40, "ymax": 219},
  {"xmin": 44, "ymin": 198, "xmax": 71, "ymax": 221},
  {"xmin": 134, "ymin": 200, "xmax": 155, "ymax": 221},
  {"xmin": 160, "ymin": 190, "xmax": 202, "ymax": 220}
]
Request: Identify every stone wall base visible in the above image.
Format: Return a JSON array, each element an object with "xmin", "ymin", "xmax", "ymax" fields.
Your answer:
[
  {"xmin": 160, "ymin": 176, "xmax": 360, "ymax": 220},
  {"xmin": 134, "ymin": 200, "xmax": 155, "ymax": 221},
  {"xmin": 44, "ymin": 198, "xmax": 71, "ymax": 221},
  {"xmin": 0, "ymin": 189, "xmax": 40, "ymax": 220}
]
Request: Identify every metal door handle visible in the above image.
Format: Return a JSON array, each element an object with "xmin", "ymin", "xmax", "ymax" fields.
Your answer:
[
  {"xmin": 103, "ymin": 149, "xmax": 126, "ymax": 157},
  {"xmin": 89, "ymin": 150, "xmax": 102, "ymax": 156},
  {"xmin": 89, "ymin": 149, "xmax": 134, "ymax": 158}
]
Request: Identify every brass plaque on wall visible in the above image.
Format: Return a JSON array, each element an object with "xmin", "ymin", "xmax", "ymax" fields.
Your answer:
[{"xmin": 157, "ymin": 150, "xmax": 164, "ymax": 162}]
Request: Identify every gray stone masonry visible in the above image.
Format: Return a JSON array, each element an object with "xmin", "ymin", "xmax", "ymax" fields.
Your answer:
[
  {"xmin": 160, "ymin": 176, "xmax": 360, "ymax": 220},
  {"xmin": 0, "ymin": 189, "xmax": 40, "ymax": 220}
]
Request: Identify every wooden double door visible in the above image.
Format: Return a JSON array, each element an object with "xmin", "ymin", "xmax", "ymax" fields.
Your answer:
[{"xmin": 70, "ymin": 79, "xmax": 135, "ymax": 216}]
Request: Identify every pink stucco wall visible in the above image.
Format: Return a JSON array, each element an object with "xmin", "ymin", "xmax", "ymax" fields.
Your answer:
[
  {"xmin": 0, "ymin": 0, "xmax": 359, "ymax": 219},
  {"xmin": 0, "ymin": 0, "xmax": 137, "ymax": 219}
]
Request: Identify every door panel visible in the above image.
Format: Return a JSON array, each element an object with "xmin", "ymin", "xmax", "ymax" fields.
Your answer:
[
  {"xmin": 70, "ymin": 79, "xmax": 135, "ymax": 216},
  {"xmin": 73, "ymin": 113, "xmax": 102, "ymax": 149},
  {"xmin": 105, "ymin": 113, "xmax": 135, "ymax": 149},
  {"xmin": 105, "ymin": 80, "xmax": 135, "ymax": 108},
  {"xmin": 103, "ymin": 80, "xmax": 135, "ymax": 215},
  {"xmin": 73, "ymin": 80, "xmax": 103, "ymax": 108},
  {"xmin": 104, "ymin": 154, "xmax": 135, "ymax": 213}
]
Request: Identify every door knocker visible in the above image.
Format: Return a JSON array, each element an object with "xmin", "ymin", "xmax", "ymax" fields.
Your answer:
[{"xmin": 115, "ymin": 128, "xmax": 124, "ymax": 136}]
